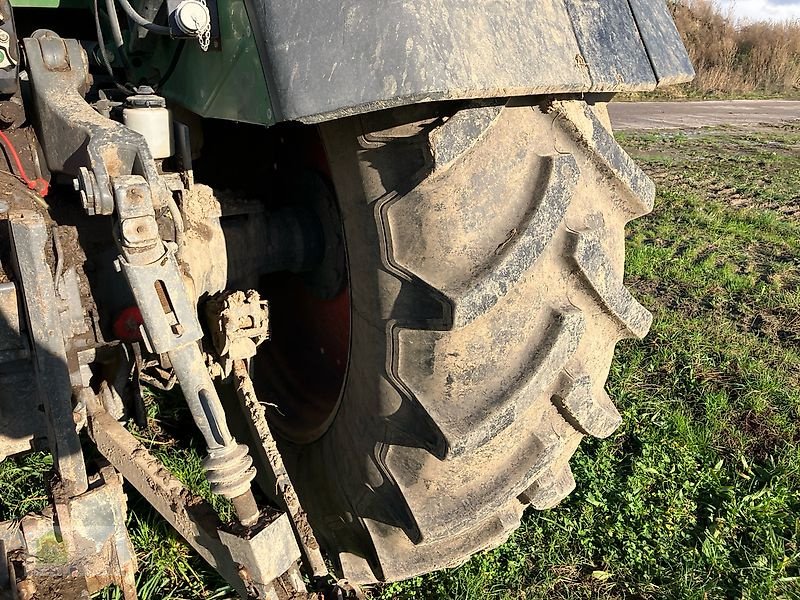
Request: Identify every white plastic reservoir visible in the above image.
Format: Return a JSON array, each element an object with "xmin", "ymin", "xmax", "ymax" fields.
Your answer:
[{"xmin": 123, "ymin": 87, "xmax": 175, "ymax": 160}]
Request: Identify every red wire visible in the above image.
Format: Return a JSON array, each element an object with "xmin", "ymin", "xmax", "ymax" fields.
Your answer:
[{"xmin": 0, "ymin": 130, "xmax": 49, "ymax": 197}]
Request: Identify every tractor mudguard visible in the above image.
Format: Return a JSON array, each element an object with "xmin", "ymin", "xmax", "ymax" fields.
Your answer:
[{"xmin": 246, "ymin": 0, "xmax": 693, "ymax": 124}]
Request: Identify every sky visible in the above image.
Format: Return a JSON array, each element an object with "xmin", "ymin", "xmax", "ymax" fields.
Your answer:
[{"xmin": 719, "ymin": 0, "xmax": 800, "ymax": 21}]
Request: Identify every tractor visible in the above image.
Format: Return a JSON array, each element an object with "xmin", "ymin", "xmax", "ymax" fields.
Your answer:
[{"xmin": 0, "ymin": 0, "xmax": 692, "ymax": 597}]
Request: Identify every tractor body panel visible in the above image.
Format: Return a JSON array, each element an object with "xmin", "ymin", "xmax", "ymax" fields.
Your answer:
[
  {"xmin": 244, "ymin": 0, "xmax": 693, "ymax": 124},
  {"xmin": 7, "ymin": 0, "xmax": 693, "ymax": 125}
]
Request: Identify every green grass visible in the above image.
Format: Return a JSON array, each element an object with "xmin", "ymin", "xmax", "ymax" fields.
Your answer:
[
  {"xmin": 104, "ymin": 391, "xmax": 237, "ymax": 599},
  {"xmin": 1, "ymin": 123, "xmax": 799, "ymax": 599},
  {"xmin": 0, "ymin": 392, "xmax": 236, "ymax": 599},
  {"xmin": 0, "ymin": 451, "xmax": 52, "ymax": 520}
]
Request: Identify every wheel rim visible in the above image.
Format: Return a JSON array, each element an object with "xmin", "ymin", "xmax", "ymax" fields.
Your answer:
[
  {"xmin": 255, "ymin": 147, "xmax": 351, "ymax": 444},
  {"xmin": 260, "ymin": 275, "xmax": 350, "ymax": 443}
]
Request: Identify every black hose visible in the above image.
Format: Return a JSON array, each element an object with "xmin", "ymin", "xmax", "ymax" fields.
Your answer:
[
  {"xmin": 155, "ymin": 39, "xmax": 185, "ymax": 90},
  {"xmin": 115, "ymin": 0, "xmax": 171, "ymax": 35},
  {"xmin": 93, "ymin": 0, "xmax": 136, "ymax": 94}
]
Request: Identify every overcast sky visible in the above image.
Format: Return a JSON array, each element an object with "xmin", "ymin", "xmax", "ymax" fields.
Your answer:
[{"xmin": 719, "ymin": 0, "xmax": 800, "ymax": 21}]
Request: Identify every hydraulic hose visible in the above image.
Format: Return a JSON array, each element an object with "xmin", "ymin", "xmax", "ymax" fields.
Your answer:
[
  {"xmin": 115, "ymin": 0, "xmax": 171, "ymax": 35},
  {"xmin": 93, "ymin": 0, "xmax": 136, "ymax": 94},
  {"xmin": 105, "ymin": 0, "xmax": 126, "ymax": 52}
]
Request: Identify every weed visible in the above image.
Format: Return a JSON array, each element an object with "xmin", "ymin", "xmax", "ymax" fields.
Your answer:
[
  {"xmin": 0, "ymin": 451, "xmax": 52, "ymax": 520},
  {"xmin": 624, "ymin": 1, "xmax": 800, "ymax": 100}
]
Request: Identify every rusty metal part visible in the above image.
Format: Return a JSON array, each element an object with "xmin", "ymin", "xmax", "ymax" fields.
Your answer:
[
  {"xmin": 85, "ymin": 395, "xmax": 304, "ymax": 599},
  {"xmin": 111, "ymin": 175, "xmax": 260, "ymax": 525},
  {"xmin": 23, "ymin": 30, "xmax": 170, "ymax": 215},
  {"xmin": 0, "ymin": 465, "xmax": 137, "ymax": 599},
  {"xmin": 207, "ymin": 290, "xmax": 269, "ymax": 361},
  {"xmin": 231, "ymin": 359, "xmax": 328, "ymax": 578},
  {"xmin": 7, "ymin": 210, "xmax": 88, "ymax": 497}
]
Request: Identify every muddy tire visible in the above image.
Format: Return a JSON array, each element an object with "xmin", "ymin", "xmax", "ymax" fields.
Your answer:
[{"xmin": 281, "ymin": 97, "xmax": 655, "ymax": 583}]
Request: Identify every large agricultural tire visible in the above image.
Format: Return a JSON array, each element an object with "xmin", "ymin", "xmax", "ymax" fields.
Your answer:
[{"xmin": 278, "ymin": 97, "xmax": 655, "ymax": 583}]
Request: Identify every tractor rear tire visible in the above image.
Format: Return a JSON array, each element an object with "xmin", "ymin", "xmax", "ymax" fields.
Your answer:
[{"xmin": 282, "ymin": 97, "xmax": 655, "ymax": 583}]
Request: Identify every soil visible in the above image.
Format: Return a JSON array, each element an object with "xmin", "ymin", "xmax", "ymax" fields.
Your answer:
[{"xmin": 624, "ymin": 123, "xmax": 800, "ymax": 219}]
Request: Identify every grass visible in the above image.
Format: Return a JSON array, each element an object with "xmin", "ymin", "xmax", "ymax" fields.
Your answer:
[
  {"xmin": 1, "ymin": 123, "xmax": 799, "ymax": 598},
  {"xmin": 616, "ymin": 89, "xmax": 800, "ymax": 102},
  {"xmin": 102, "ymin": 391, "xmax": 237, "ymax": 600},
  {"xmin": 0, "ymin": 451, "xmax": 51, "ymax": 520}
]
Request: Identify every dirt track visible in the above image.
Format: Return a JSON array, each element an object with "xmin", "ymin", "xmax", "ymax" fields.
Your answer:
[{"xmin": 608, "ymin": 99, "xmax": 800, "ymax": 131}]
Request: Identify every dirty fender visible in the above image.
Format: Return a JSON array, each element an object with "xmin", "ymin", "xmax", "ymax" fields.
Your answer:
[{"xmin": 245, "ymin": 0, "xmax": 694, "ymax": 123}]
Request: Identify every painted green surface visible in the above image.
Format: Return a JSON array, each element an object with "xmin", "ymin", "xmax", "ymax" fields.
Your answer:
[
  {"xmin": 138, "ymin": 0, "xmax": 273, "ymax": 126},
  {"xmin": 10, "ymin": 0, "xmax": 272, "ymax": 126},
  {"xmin": 10, "ymin": 0, "xmax": 86, "ymax": 8}
]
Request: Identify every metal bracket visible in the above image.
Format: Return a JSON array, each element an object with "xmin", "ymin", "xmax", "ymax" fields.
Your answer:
[
  {"xmin": 23, "ymin": 30, "xmax": 170, "ymax": 215},
  {"xmin": 8, "ymin": 210, "xmax": 88, "ymax": 497},
  {"xmin": 231, "ymin": 359, "xmax": 329, "ymax": 579},
  {"xmin": 0, "ymin": 465, "xmax": 137, "ymax": 599}
]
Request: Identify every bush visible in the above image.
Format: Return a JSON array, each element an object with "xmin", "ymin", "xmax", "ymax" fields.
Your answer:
[{"xmin": 669, "ymin": 0, "xmax": 800, "ymax": 96}]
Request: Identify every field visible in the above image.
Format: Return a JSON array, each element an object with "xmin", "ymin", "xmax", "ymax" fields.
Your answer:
[{"xmin": 1, "ymin": 123, "xmax": 799, "ymax": 599}]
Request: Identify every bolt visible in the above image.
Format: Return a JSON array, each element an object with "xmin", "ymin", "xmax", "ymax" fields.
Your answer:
[
  {"xmin": 77, "ymin": 167, "xmax": 97, "ymax": 214},
  {"xmin": 72, "ymin": 178, "xmax": 80, "ymax": 191},
  {"xmin": 0, "ymin": 30, "xmax": 9, "ymax": 43}
]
